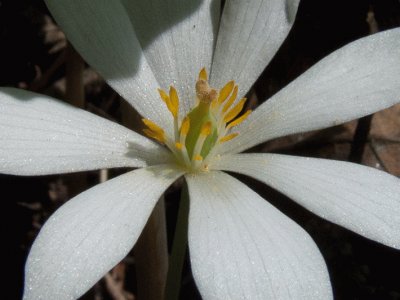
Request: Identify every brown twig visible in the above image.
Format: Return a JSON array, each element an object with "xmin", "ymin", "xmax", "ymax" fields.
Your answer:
[
  {"xmin": 65, "ymin": 43, "xmax": 85, "ymax": 108},
  {"xmin": 104, "ymin": 264, "xmax": 135, "ymax": 300},
  {"xmin": 348, "ymin": 6, "xmax": 379, "ymax": 163},
  {"xmin": 29, "ymin": 50, "xmax": 66, "ymax": 92},
  {"xmin": 64, "ymin": 42, "xmax": 87, "ymax": 197}
]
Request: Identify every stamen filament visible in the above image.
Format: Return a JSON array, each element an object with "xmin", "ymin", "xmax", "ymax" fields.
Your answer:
[
  {"xmin": 175, "ymin": 142, "xmax": 191, "ymax": 167},
  {"xmin": 193, "ymin": 154, "xmax": 204, "ymax": 170},
  {"xmin": 175, "ymin": 117, "xmax": 192, "ymax": 166},
  {"xmin": 179, "ymin": 117, "xmax": 190, "ymax": 148},
  {"xmin": 174, "ymin": 117, "xmax": 179, "ymax": 142},
  {"xmin": 180, "ymin": 117, "xmax": 190, "ymax": 136},
  {"xmin": 181, "ymin": 146, "xmax": 192, "ymax": 166},
  {"xmin": 192, "ymin": 121, "xmax": 211, "ymax": 161},
  {"xmin": 222, "ymin": 85, "xmax": 238, "ymax": 113},
  {"xmin": 164, "ymin": 138, "xmax": 181, "ymax": 158}
]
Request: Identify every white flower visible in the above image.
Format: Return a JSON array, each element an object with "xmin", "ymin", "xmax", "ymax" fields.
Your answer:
[{"xmin": 1, "ymin": 1, "xmax": 400, "ymax": 299}]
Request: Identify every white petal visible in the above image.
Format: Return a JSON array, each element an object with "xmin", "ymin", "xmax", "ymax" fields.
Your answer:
[
  {"xmin": 0, "ymin": 88, "xmax": 169, "ymax": 175},
  {"xmin": 24, "ymin": 165, "xmax": 183, "ymax": 300},
  {"xmin": 44, "ymin": 0, "xmax": 171, "ymax": 128},
  {"xmin": 210, "ymin": 0, "xmax": 299, "ymax": 97},
  {"xmin": 186, "ymin": 171, "xmax": 332, "ymax": 300},
  {"xmin": 213, "ymin": 153, "xmax": 400, "ymax": 249},
  {"xmin": 121, "ymin": 0, "xmax": 220, "ymax": 116},
  {"xmin": 221, "ymin": 28, "xmax": 400, "ymax": 154}
]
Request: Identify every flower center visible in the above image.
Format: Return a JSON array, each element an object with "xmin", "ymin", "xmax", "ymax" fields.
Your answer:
[{"xmin": 142, "ymin": 68, "xmax": 251, "ymax": 172}]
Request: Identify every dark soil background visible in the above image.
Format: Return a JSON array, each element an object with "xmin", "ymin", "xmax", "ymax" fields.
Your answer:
[{"xmin": 1, "ymin": 0, "xmax": 400, "ymax": 299}]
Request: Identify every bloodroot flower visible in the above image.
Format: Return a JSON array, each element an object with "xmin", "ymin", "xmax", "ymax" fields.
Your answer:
[{"xmin": 1, "ymin": 1, "xmax": 399, "ymax": 299}]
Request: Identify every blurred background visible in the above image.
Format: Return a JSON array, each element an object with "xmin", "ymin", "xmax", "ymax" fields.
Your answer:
[{"xmin": 1, "ymin": 0, "xmax": 400, "ymax": 299}]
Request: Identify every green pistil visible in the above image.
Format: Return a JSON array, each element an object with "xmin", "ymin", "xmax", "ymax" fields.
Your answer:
[{"xmin": 185, "ymin": 101, "xmax": 217, "ymax": 159}]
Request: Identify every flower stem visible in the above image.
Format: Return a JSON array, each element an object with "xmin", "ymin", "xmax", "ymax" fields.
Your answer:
[
  {"xmin": 134, "ymin": 197, "xmax": 169, "ymax": 300},
  {"xmin": 165, "ymin": 182, "xmax": 190, "ymax": 300}
]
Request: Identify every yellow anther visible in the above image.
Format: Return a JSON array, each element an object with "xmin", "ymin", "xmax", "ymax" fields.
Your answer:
[
  {"xmin": 226, "ymin": 110, "xmax": 252, "ymax": 130},
  {"xmin": 142, "ymin": 119, "xmax": 166, "ymax": 143},
  {"xmin": 175, "ymin": 142, "xmax": 184, "ymax": 150},
  {"xmin": 159, "ymin": 87, "xmax": 178, "ymax": 118},
  {"xmin": 158, "ymin": 89, "xmax": 169, "ymax": 103},
  {"xmin": 142, "ymin": 118, "xmax": 164, "ymax": 134},
  {"xmin": 224, "ymin": 98, "xmax": 247, "ymax": 123},
  {"xmin": 168, "ymin": 86, "xmax": 179, "ymax": 118},
  {"xmin": 217, "ymin": 81, "xmax": 235, "ymax": 104},
  {"xmin": 143, "ymin": 129, "xmax": 166, "ymax": 143},
  {"xmin": 200, "ymin": 121, "xmax": 212, "ymax": 136},
  {"xmin": 180, "ymin": 116, "xmax": 190, "ymax": 136},
  {"xmin": 219, "ymin": 133, "xmax": 239, "ymax": 143},
  {"xmin": 222, "ymin": 85, "xmax": 238, "ymax": 113},
  {"xmin": 194, "ymin": 154, "xmax": 203, "ymax": 161},
  {"xmin": 199, "ymin": 68, "xmax": 208, "ymax": 81}
]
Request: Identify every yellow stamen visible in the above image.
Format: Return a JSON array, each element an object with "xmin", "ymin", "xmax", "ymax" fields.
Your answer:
[
  {"xmin": 194, "ymin": 154, "xmax": 203, "ymax": 161},
  {"xmin": 169, "ymin": 86, "xmax": 179, "ymax": 118},
  {"xmin": 219, "ymin": 133, "xmax": 239, "ymax": 143},
  {"xmin": 158, "ymin": 89, "xmax": 169, "ymax": 103},
  {"xmin": 224, "ymin": 98, "xmax": 247, "ymax": 123},
  {"xmin": 199, "ymin": 68, "xmax": 208, "ymax": 81},
  {"xmin": 222, "ymin": 85, "xmax": 238, "ymax": 113},
  {"xmin": 142, "ymin": 118, "xmax": 164, "ymax": 134},
  {"xmin": 217, "ymin": 81, "xmax": 235, "ymax": 104},
  {"xmin": 175, "ymin": 142, "xmax": 183, "ymax": 150},
  {"xmin": 200, "ymin": 121, "xmax": 212, "ymax": 136},
  {"xmin": 226, "ymin": 110, "xmax": 252, "ymax": 130},
  {"xmin": 143, "ymin": 129, "xmax": 165, "ymax": 143},
  {"xmin": 180, "ymin": 116, "xmax": 190, "ymax": 136},
  {"xmin": 147, "ymin": 68, "xmax": 247, "ymax": 170},
  {"xmin": 191, "ymin": 122, "xmax": 212, "ymax": 162},
  {"xmin": 159, "ymin": 88, "xmax": 177, "ymax": 118}
]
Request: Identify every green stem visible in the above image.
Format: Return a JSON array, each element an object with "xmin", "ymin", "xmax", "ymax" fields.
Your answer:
[{"xmin": 165, "ymin": 182, "xmax": 190, "ymax": 300}]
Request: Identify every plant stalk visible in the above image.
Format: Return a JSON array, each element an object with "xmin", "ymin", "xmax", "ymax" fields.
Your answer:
[
  {"xmin": 134, "ymin": 197, "xmax": 169, "ymax": 300},
  {"xmin": 165, "ymin": 182, "xmax": 190, "ymax": 300}
]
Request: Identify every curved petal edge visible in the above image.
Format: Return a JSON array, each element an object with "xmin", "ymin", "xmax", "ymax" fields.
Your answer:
[
  {"xmin": 23, "ymin": 165, "xmax": 183, "ymax": 300},
  {"xmin": 0, "ymin": 88, "xmax": 169, "ymax": 175},
  {"xmin": 221, "ymin": 28, "xmax": 400, "ymax": 154},
  {"xmin": 186, "ymin": 171, "xmax": 332, "ymax": 300},
  {"xmin": 213, "ymin": 153, "xmax": 400, "ymax": 249}
]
